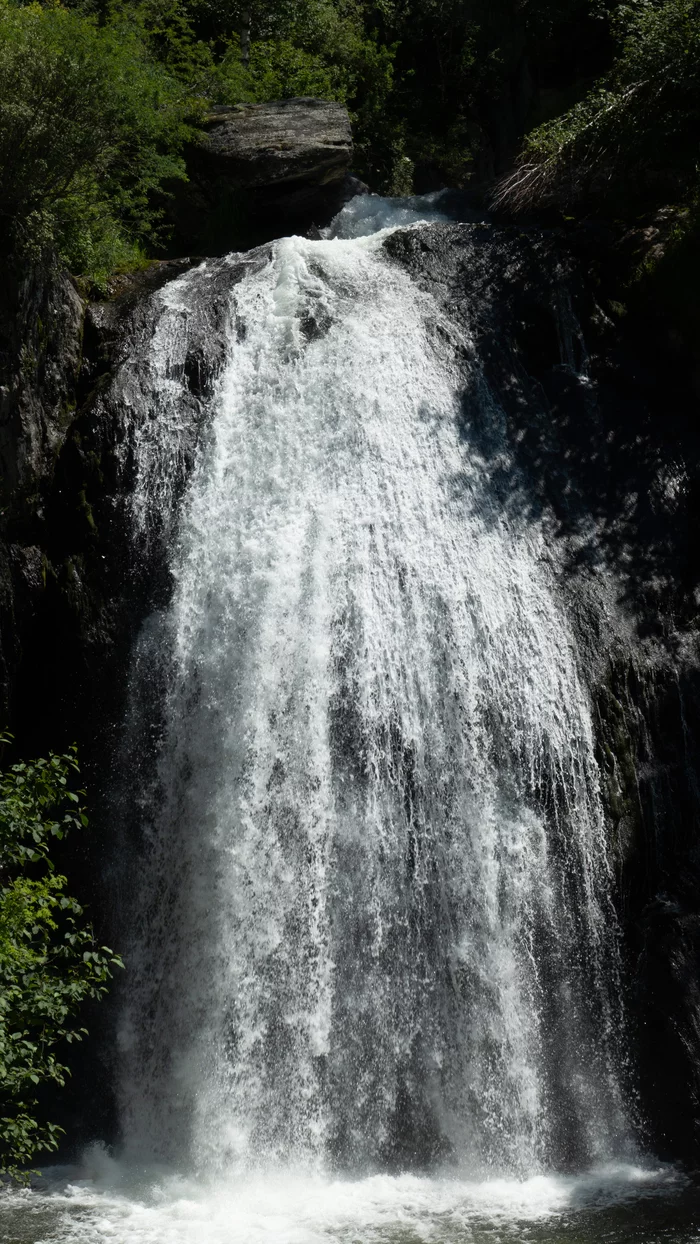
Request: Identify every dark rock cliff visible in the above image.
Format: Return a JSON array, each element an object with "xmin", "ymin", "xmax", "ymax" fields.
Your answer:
[
  {"xmin": 0, "ymin": 260, "xmax": 85, "ymax": 726},
  {"xmin": 0, "ymin": 257, "xmax": 247, "ymax": 751},
  {"xmin": 0, "ymin": 215, "xmax": 698, "ymax": 1163}
]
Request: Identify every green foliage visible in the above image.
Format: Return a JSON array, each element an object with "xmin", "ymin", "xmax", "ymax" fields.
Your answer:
[
  {"xmin": 0, "ymin": 734, "xmax": 122, "ymax": 1181},
  {"xmin": 3, "ymin": 0, "xmax": 692, "ymax": 274},
  {"xmin": 210, "ymin": 1, "xmax": 398, "ymax": 183},
  {"xmin": 310, "ymin": 0, "xmax": 609, "ymax": 190},
  {"xmin": 0, "ymin": 0, "xmax": 193, "ymax": 282},
  {"xmin": 212, "ymin": 34, "xmax": 343, "ymax": 106},
  {"xmin": 248, "ymin": 40, "xmax": 341, "ymax": 101},
  {"xmin": 497, "ymin": 0, "xmax": 700, "ymax": 212},
  {"xmin": 0, "ymin": 0, "xmax": 400, "ymax": 271}
]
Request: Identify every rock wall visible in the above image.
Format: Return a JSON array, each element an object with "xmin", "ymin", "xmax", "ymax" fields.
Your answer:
[
  {"xmin": 0, "ymin": 259, "xmax": 234, "ymax": 747},
  {"xmin": 596, "ymin": 655, "xmax": 700, "ymax": 1160},
  {"xmin": 0, "ymin": 260, "xmax": 85, "ymax": 725}
]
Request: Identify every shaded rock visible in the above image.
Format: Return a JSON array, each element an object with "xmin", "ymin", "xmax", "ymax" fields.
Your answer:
[
  {"xmin": 80, "ymin": 258, "xmax": 201, "ymax": 393},
  {"xmin": 0, "ymin": 259, "xmax": 85, "ymax": 724},
  {"xmin": 199, "ymin": 98, "xmax": 352, "ymax": 188},
  {"xmin": 10, "ymin": 250, "xmax": 270, "ymax": 755},
  {"xmin": 597, "ymin": 658, "xmax": 700, "ymax": 1161},
  {"xmin": 0, "ymin": 261, "xmax": 84, "ymax": 518},
  {"xmin": 173, "ymin": 98, "xmax": 364, "ymax": 255}
]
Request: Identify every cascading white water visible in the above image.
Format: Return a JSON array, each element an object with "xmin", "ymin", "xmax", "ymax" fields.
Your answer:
[{"xmin": 117, "ymin": 201, "xmax": 631, "ymax": 1184}]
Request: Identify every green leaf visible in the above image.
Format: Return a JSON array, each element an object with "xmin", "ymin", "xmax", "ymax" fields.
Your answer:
[{"xmin": 0, "ymin": 734, "xmax": 123, "ymax": 1172}]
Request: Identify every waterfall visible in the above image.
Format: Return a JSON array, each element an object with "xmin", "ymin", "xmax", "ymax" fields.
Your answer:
[{"xmin": 116, "ymin": 202, "xmax": 631, "ymax": 1183}]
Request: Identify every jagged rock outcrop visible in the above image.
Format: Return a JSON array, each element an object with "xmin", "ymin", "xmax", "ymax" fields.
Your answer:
[
  {"xmin": 173, "ymin": 97, "xmax": 367, "ymax": 254},
  {"xmin": 0, "ymin": 261, "xmax": 84, "ymax": 513},
  {"xmin": 199, "ymin": 98, "xmax": 352, "ymax": 188}
]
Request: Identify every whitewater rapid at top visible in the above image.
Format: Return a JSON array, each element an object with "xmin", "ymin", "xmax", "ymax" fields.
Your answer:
[{"xmin": 115, "ymin": 195, "xmax": 632, "ymax": 1183}]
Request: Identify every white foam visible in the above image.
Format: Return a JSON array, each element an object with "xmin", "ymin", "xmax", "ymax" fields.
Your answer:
[
  {"xmin": 116, "ymin": 222, "xmax": 630, "ymax": 1178},
  {"xmin": 329, "ymin": 191, "xmax": 451, "ymax": 238},
  {"xmin": 12, "ymin": 1162, "xmax": 686, "ymax": 1244}
]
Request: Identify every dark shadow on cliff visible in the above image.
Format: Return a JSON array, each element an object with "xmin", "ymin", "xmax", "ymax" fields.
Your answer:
[
  {"xmin": 385, "ymin": 221, "xmax": 700, "ymax": 1165},
  {"xmin": 385, "ymin": 222, "xmax": 700, "ymax": 640}
]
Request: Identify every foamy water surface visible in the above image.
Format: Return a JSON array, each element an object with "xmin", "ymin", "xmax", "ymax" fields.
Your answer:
[{"xmin": 1, "ymin": 1159, "xmax": 698, "ymax": 1244}]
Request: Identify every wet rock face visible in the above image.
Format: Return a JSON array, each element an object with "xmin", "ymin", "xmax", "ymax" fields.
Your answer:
[
  {"xmin": 0, "ymin": 253, "xmax": 264, "ymax": 750},
  {"xmin": 21, "ymin": 256, "xmax": 262, "ymax": 741},
  {"xmin": 594, "ymin": 654, "xmax": 700, "ymax": 1163},
  {"xmin": 0, "ymin": 261, "xmax": 85, "ymax": 727},
  {"xmin": 0, "ymin": 261, "xmax": 84, "ymax": 514}
]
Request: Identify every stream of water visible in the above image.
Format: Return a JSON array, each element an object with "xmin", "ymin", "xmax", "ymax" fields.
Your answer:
[{"xmin": 5, "ymin": 195, "xmax": 698, "ymax": 1242}]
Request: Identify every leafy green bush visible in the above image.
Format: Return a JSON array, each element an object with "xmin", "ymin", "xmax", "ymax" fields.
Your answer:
[
  {"xmin": 5, "ymin": 0, "xmax": 685, "ymax": 274},
  {"xmin": 5, "ymin": 0, "xmax": 399, "ymax": 269},
  {"xmin": 496, "ymin": 0, "xmax": 700, "ymax": 213},
  {"xmin": 0, "ymin": 734, "xmax": 122, "ymax": 1180},
  {"xmin": 214, "ymin": 37, "xmax": 340, "ymax": 104},
  {"xmin": 0, "ymin": 0, "xmax": 193, "ymax": 282},
  {"xmin": 210, "ymin": 1, "xmax": 397, "ymax": 184}
]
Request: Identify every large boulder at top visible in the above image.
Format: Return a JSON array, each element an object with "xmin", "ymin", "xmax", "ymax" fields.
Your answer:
[
  {"xmin": 174, "ymin": 98, "xmax": 367, "ymax": 255},
  {"xmin": 199, "ymin": 98, "xmax": 353, "ymax": 189}
]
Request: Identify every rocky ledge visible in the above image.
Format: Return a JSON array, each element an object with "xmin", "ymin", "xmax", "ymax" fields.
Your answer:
[
  {"xmin": 174, "ymin": 97, "xmax": 367, "ymax": 255},
  {"xmin": 199, "ymin": 97, "xmax": 352, "ymax": 188}
]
